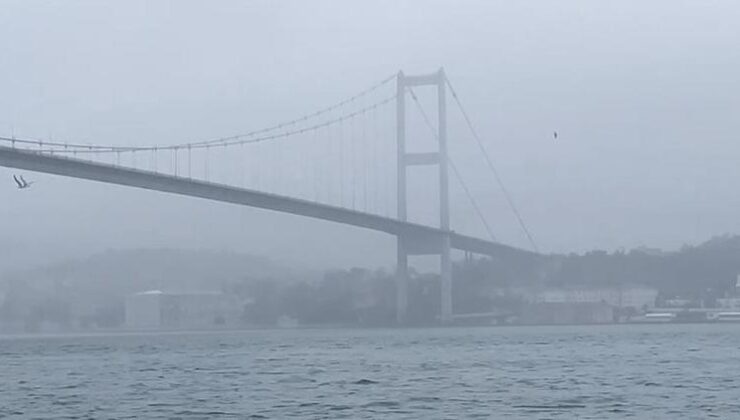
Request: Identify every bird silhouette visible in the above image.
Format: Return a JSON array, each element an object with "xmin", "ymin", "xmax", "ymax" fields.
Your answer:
[
  {"xmin": 553, "ymin": 131, "xmax": 558, "ymax": 140},
  {"xmin": 13, "ymin": 175, "xmax": 33, "ymax": 189}
]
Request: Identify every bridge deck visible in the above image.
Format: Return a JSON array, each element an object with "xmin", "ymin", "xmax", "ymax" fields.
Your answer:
[{"xmin": 0, "ymin": 145, "xmax": 532, "ymax": 258}]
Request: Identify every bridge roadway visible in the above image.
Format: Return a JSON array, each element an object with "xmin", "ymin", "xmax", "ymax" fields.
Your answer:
[{"xmin": 0, "ymin": 145, "xmax": 532, "ymax": 259}]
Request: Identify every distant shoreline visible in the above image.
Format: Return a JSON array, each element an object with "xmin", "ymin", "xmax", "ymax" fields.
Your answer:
[{"xmin": 3, "ymin": 320, "xmax": 740, "ymax": 339}]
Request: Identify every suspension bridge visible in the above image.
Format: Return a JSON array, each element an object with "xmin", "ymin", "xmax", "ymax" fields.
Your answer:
[{"xmin": 0, "ymin": 68, "xmax": 538, "ymax": 324}]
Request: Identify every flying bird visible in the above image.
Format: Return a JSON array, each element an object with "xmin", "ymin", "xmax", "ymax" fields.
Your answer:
[
  {"xmin": 13, "ymin": 175, "xmax": 34, "ymax": 189},
  {"xmin": 553, "ymin": 131, "xmax": 558, "ymax": 140}
]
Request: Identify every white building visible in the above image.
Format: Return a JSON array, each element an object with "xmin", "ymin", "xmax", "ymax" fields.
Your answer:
[
  {"xmin": 717, "ymin": 297, "xmax": 740, "ymax": 310},
  {"xmin": 536, "ymin": 287, "xmax": 658, "ymax": 311},
  {"xmin": 717, "ymin": 275, "xmax": 740, "ymax": 309},
  {"xmin": 125, "ymin": 290, "xmax": 241, "ymax": 330}
]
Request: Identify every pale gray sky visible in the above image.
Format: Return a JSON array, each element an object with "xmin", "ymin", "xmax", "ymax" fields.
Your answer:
[{"xmin": 1, "ymin": 1, "xmax": 739, "ymax": 270}]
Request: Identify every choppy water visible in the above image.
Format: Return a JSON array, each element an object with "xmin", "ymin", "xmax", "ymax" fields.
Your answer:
[{"xmin": 2, "ymin": 324, "xmax": 740, "ymax": 419}]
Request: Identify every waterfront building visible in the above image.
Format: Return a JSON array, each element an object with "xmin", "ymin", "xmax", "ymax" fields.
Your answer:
[
  {"xmin": 536, "ymin": 286, "xmax": 657, "ymax": 311},
  {"xmin": 717, "ymin": 275, "xmax": 740, "ymax": 309},
  {"xmin": 125, "ymin": 290, "xmax": 241, "ymax": 330},
  {"xmin": 520, "ymin": 302, "xmax": 615, "ymax": 325}
]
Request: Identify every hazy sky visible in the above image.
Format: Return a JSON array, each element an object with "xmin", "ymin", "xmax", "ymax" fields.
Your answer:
[{"xmin": 1, "ymin": 1, "xmax": 740, "ymax": 270}]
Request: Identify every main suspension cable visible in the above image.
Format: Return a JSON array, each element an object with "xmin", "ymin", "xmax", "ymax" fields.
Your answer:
[
  {"xmin": 0, "ymin": 73, "xmax": 396, "ymax": 153},
  {"xmin": 406, "ymin": 87, "xmax": 498, "ymax": 242},
  {"xmin": 1, "ymin": 94, "xmax": 396, "ymax": 155},
  {"xmin": 444, "ymin": 76, "xmax": 540, "ymax": 253}
]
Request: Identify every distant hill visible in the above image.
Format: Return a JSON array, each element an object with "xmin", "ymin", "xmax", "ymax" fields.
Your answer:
[
  {"xmin": 3, "ymin": 237, "xmax": 740, "ymax": 330},
  {"xmin": 546, "ymin": 235, "xmax": 740, "ymax": 299},
  {"xmin": 1, "ymin": 248, "xmax": 310, "ymax": 297}
]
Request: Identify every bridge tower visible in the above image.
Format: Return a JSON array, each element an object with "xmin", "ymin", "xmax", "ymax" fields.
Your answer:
[{"xmin": 395, "ymin": 68, "xmax": 452, "ymax": 324}]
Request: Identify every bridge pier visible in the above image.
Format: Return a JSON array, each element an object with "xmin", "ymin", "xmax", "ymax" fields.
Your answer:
[
  {"xmin": 395, "ymin": 236, "xmax": 409, "ymax": 324},
  {"xmin": 396, "ymin": 231, "xmax": 453, "ymax": 324},
  {"xmin": 395, "ymin": 68, "xmax": 453, "ymax": 324},
  {"xmin": 440, "ymin": 234, "xmax": 452, "ymax": 323}
]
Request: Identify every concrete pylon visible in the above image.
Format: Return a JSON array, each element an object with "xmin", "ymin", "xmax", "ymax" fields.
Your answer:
[{"xmin": 395, "ymin": 68, "xmax": 453, "ymax": 324}]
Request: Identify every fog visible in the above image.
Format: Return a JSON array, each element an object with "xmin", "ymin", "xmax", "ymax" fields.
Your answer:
[
  {"xmin": 6, "ymin": 4, "xmax": 740, "ymax": 418},
  {"xmin": 2, "ymin": 0, "xmax": 740, "ymax": 272}
]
